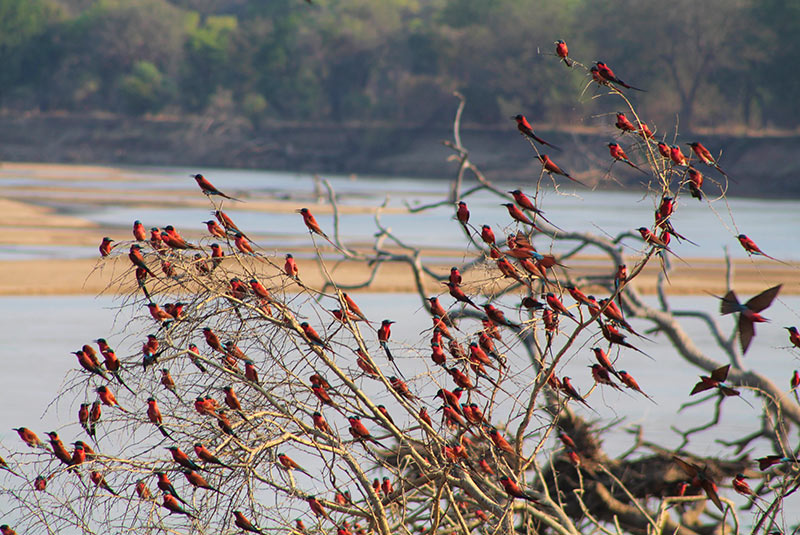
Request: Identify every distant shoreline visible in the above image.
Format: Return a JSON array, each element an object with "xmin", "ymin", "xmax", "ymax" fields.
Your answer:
[{"xmin": 1, "ymin": 113, "xmax": 800, "ymax": 198}]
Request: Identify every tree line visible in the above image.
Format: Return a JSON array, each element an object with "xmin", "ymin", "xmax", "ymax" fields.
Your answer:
[{"xmin": 1, "ymin": 0, "xmax": 799, "ymax": 132}]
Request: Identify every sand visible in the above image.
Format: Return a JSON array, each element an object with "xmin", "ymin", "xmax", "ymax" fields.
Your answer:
[{"xmin": 0, "ymin": 162, "xmax": 796, "ymax": 296}]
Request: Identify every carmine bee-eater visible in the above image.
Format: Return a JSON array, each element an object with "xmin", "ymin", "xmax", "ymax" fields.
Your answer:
[
  {"xmin": 537, "ymin": 155, "xmax": 586, "ymax": 186},
  {"xmin": 555, "ymin": 39, "xmax": 571, "ymax": 67},
  {"xmin": 501, "ymin": 203, "xmax": 542, "ymax": 230},
  {"xmin": 341, "ymin": 292, "xmax": 368, "ymax": 322},
  {"xmin": 214, "ymin": 209, "xmax": 247, "ymax": 237},
  {"xmin": 592, "ymin": 347, "xmax": 620, "ymax": 378},
  {"xmin": 348, "ymin": 415, "xmax": 386, "ymax": 447},
  {"xmin": 637, "ymin": 227, "xmax": 680, "ymax": 258},
  {"xmin": 685, "ymin": 166, "xmax": 704, "ymax": 200},
  {"xmin": 656, "ymin": 141, "xmax": 671, "ymax": 159},
  {"xmin": 146, "ymin": 397, "xmax": 171, "ymax": 438},
  {"xmin": 71, "ymin": 348, "xmax": 108, "ymax": 379},
  {"xmin": 435, "ymin": 388, "xmax": 462, "ymax": 413},
  {"xmin": 488, "ymin": 428, "xmax": 516, "ymax": 456},
  {"xmin": 616, "ymin": 370, "xmax": 654, "ymax": 401},
  {"xmin": 512, "ymin": 114, "xmax": 561, "ymax": 151},
  {"xmin": 686, "ymin": 142, "xmax": 729, "ymax": 178},
  {"xmin": 284, "ymin": 253, "xmax": 299, "ymax": 279},
  {"xmin": 91, "ymin": 471, "xmax": 119, "ymax": 495},
  {"xmin": 480, "ymin": 225, "xmax": 496, "ymax": 246},
  {"xmin": 717, "ymin": 284, "xmax": 781, "ymax": 354},
  {"xmin": 97, "ymin": 385, "xmax": 126, "ymax": 411},
  {"xmin": 192, "ymin": 173, "xmax": 242, "ymax": 201},
  {"xmin": 71, "ymin": 442, "xmax": 86, "ymax": 465},
  {"xmin": 614, "ymin": 112, "xmax": 637, "ymax": 133},
  {"xmin": 482, "ymin": 303, "xmax": 520, "ymax": 330},
  {"xmin": 608, "ymin": 142, "xmax": 646, "ymax": 174},
  {"xmin": 187, "ymin": 343, "xmax": 207, "ymax": 373},
  {"xmin": 561, "ymin": 377, "xmax": 593, "ymax": 409},
  {"xmin": 234, "ymin": 232, "xmax": 254, "ymax": 255},
  {"xmin": 456, "ymin": 201, "xmax": 470, "ymax": 229},
  {"xmin": 673, "ymin": 456, "xmax": 724, "ymax": 512},
  {"xmin": 312, "ymin": 411, "xmax": 331, "ymax": 434},
  {"xmin": 203, "ymin": 219, "xmax": 227, "ymax": 238},
  {"xmin": 0, "ymin": 526, "xmax": 18, "ymax": 535},
  {"xmin": 194, "ymin": 442, "xmax": 230, "ymax": 468},
  {"xmin": 160, "ymin": 369, "xmax": 180, "ymax": 400},
  {"xmin": 600, "ymin": 321, "xmax": 652, "ymax": 358},
  {"xmin": 184, "ymin": 469, "xmax": 219, "ymax": 492},
  {"xmin": 690, "ymin": 364, "xmax": 740, "ymax": 397},
  {"xmin": 449, "ymin": 266, "xmax": 462, "ymax": 286},
  {"xmin": 509, "ymin": 189, "xmax": 563, "ymax": 230},
  {"xmin": 307, "ymin": 496, "xmax": 331, "ymax": 520},
  {"xmin": 155, "ymin": 471, "xmax": 187, "ymax": 504},
  {"xmin": 13, "ymin": 427, "xmax": 44, "ymax": 449},
  {"xmin": 669, "ymin": 145, "xmax": 688, "ymax": 166},
  {"xmin": 99, "ymin": 237, "xmax": 115, "ymax": 257},
  {"xmin": 499, "ymin": 475, "xmax": 539, "ymax": 502},
  {"xmin": 202, "ymin": 327, "xmax": 225, "ymax": 353},
  {"xmin": 162, "ymin": 491, "xmax": 196, "ymax": 518},
  {"xmin": 132, "ymin": 220, "xmax": 146, "ymax": 241},
  {"xmin": 167, "ymin": 446, "xmax": 202, "ymax": 472},
  {"xmin": 300, "ymin": 321, "xmax": 331, "ymax": 350},
  {"xmin": 638, "ymin": 122, "xmax": 655, "ymax": 139},
  {"xmin": 786, "ymin": 327, "xmax": 800, "ymax": 349},
  {"xmin": 428, "ymin": 296, "xmax": 456, "ymax": 328},
  {"xmin": 135, "ymin": 479, "xmax": 152, "ymax": 499},
  {"xmin": 244, "ymin": 360, "xmax": 259, "ymax": 384},
  {"xmin": 381, "ymin": 476, "xmax": 393, "ymax": 496},
  {"xmin": 737, "ymin": 234, "xmax": 785, "ymax": 263},
  {"xmin": 595, "ymin": 62, "xmax": 645, "ymax": 91},
  {"xmin": 147, "ymin": 302, "xmax": 174, "ymax": 324},
  {"xmin": 545, "ymin": 292, "xmax": 577, "ymax": 322},
  {"xmin": 129, "ymin": 244, "xmax": 155, "ymax": 277},
  {"xmin": 390, "ymin": 376, "xmax": 418, "ymax": 402},
  {"xmin": 732, "ymin": 473, "xmax": 757, "ymax": 498},
  {"xmin": 278, "ymin": 452, "xmax": 311, "ymax": 476},
  {"xmin": 589, "ymin": 364, "xmax": 622, "ymax": 390},
  {"xmin": 234, "ymin": 511, "xmax": 264, "ymax": 533},
  {"xmin": 217, "ymin": 410, "xmax": 238, "ymax": 438}
]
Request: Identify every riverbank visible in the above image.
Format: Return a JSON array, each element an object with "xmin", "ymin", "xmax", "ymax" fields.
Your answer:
[{"xmin": 2, "ymin": 113, "xmax": 800, "ymax": 197}]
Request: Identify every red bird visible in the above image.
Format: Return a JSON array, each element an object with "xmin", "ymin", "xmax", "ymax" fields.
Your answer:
[
  {"xmin": 91, "ymin": 471, "xmax": 119, "ymax": 495},
  {"xmin": 669, "ymin": 145, "xmax": 688, "ymax": 166},
  {"xmin": 298, "ymin": 207, "xmax": 328, "ymax": 238},
  {"xmin": 234, "ymin": 232, "xmax": 254, "ymax": 255},
  {"xmin": 13, "ymin": 427, "xmax": 43, "ymax": 449},
  {"xmin": 499, "ymin": 475, "xmax": 539, "ymax": 502},
  {"xmin": 192, "ymin": 173, "xmax": 242, "ymax": 201},
  {"xmin": 673, "ymin": 456, "xmax": 724, "ymax": 512},
  {"xmin": 133, "ymin": 220, "xmax": 146, "ymax": 241},
  {"xmin": 718, "ymin": 284, "xmax": 781, "ymax": 354},
  {"xmin": 348, "ymin": 415, "xmax": 385, "ymax": 448},
  {"xmin": 184, "ymin": 469, "xmax": 219, "ymax": 492},
  {"xmin": 307, "ymin": 496, "xmax": 331, "ymax": 520},
  {"xmin": 445, "ymin": 281, "xmax": 481, "ymax": 311},
  {"xmin": 618, "ymin": 370, "xmax": 654, "ymax": 401},
  {"xmin": 638, "ymin": 123, "xmax": 655, "ymax": 139},
  {"xmin": 545, "ymin": 292, "xmax": 577, "ymax": 321},
  {"xmin": 456, "ymin": 201, "xmax": 470, "ymax": 228},
  {"xmin": 146, "ymin": 397, "xmax": 171, "ymax": 438},
  {"xmin": 99, "ymin": 237, "xmax": 115, "ymax": 257},
  {"xmin": 284, "ymin": 254, "xmax": 299, "ymax": 279},
  {"xmin": 202, "ymin": 327, "xmax": 224, "ymax": 353},
  {"xmin": 502, "ymin": 203, "xmax": 541, "ymax": 230},
  {"xmin": 162, "ymin": 492, "xmax": 196, "ymax": 518},
  {"xmin": 555, "ymin": 39, "xmax": 571, "ymax": 67},
  {"xmin": 97, "ymin": 385, "xmax": 125, "ymax": 411},
  {"xmin": 482, "ymin": 303, "xmax": 520, "ymax": 330},
  {"xmin": 203, "ymin": 219, "xmax": 227, "ymax": 238},
  {"xmin": 312, "ymin": 411, "xmax": 332, "ymax": 434},
  {"xmin": 737, "ymin": 234, "xmax": 784, "ymax": 263},
  {"xmin": 509, "ymin": 189, "xmax": 562, "ymax": 230},
  {"xmin": 129, "ymin": 244, "xmax": 156, "ymax": 277},
  {"xmin": 608, "ymin": 142, "xmax": 646, "ymax": 174},
  {"xmin": 614, "ymin": 112, "xmax": 637, "ymax": 133},
  {"xmin": 561, "ymin": 377, "xmax": 593, "ymax": 409},
  {"xmin": 592, "ymin": 347, "xmax": 620, "ymax": 378},
  {"xmin": 194, "ymin": 442, "xmax": 230, "ymax": 468},
  {"xmin": 167, "ymin": 446, "xmax": 202, "ymax": 472},
  {"xmin": 301, "ymin": 322, "xmax": 331, "ymax": 350},
  {"xmin": 656, "ymin": 142, "xmax": 671, "ymax": 159},
  {"xmin": 215, "ymin": 209, "xmax": 246, "ymax": 236},
  {"xmin": 449, "ymin": 266, "xmax": 462, "ymax": 286},
  {"xmin": 234, "ymin": 511, "xmax": 263, "ymax": 533},
  {"xmin": 594, "ymin": 62, "xmax": 645, "ymax": 91},
  {"xmin": 787, "ymin": 327, "xmax": 800, "ymax": 349},
  {"xmin": 342, "ymin": 292, "xmax": 368, "ymax": 322},
  {"xmin": 732, "ymin": 473, "xmax": 757, "ymax": 498},
  {"xmin": 480, "ymin": 225, "xmax": 496, "ymax": 246},
  {"xmin": 690, "ymin": 364, "xmax": 739, "ymax": 397},
  {"xmin": 488, "ymin": 428, "xmax": 516, "ymax": 456},
  {"xmin": 537, "ymin": 154, "xmax": 586, "ymax": 186},
  {"xmin": 590, "ymin": 364, "xmax": 622, "ymax": 390},
  {"xmin": 512, "ymin": 114, "xmax": 561, "ymax": 151},
  {"xmin": 685, "ymin": 166, "xmax": 704, "ymax": 200},
  {"xmin": 686, "ymin": 142, "xmax": 729, "ymax": 178},
  {"xmin": 244, "ymin": 360, "xmax": 260, "ymax": 384}
]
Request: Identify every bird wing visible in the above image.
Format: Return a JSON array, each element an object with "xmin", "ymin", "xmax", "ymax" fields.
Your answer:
[
  {"xmin": 738, "ymin": 316, "xmax": 755, "ymax": 354},
  {"xmin": 710, "ymin": 364, "xmax": 730, "ymax": 382},
  {"xmin": 746, "ymin": 284, "xmax": 782, "ymax": 313},
  {"xmin": 718, "ymin": 291, "xmax": 740, "ymax": 315},
  {"xmin": 673, "ymin": 456, "xmax": 698, "ymax": 478},
  {"xmin": 690, "ymin": 380, "xmax": 715, "ymax": 396}
]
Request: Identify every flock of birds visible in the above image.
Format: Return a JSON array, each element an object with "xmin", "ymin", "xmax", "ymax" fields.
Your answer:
[{"xmin": 1, "ymin": 39, "xmax": 798, "ymax": 535}]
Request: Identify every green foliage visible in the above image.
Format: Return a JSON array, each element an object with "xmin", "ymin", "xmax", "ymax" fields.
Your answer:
[
  {"xmin": 118, "ymin": 61, "xmax": 169, "ymax": 115},
  {"xmin": 0, "ymin": 0, "xmax": 798, "ymax": 128}
]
